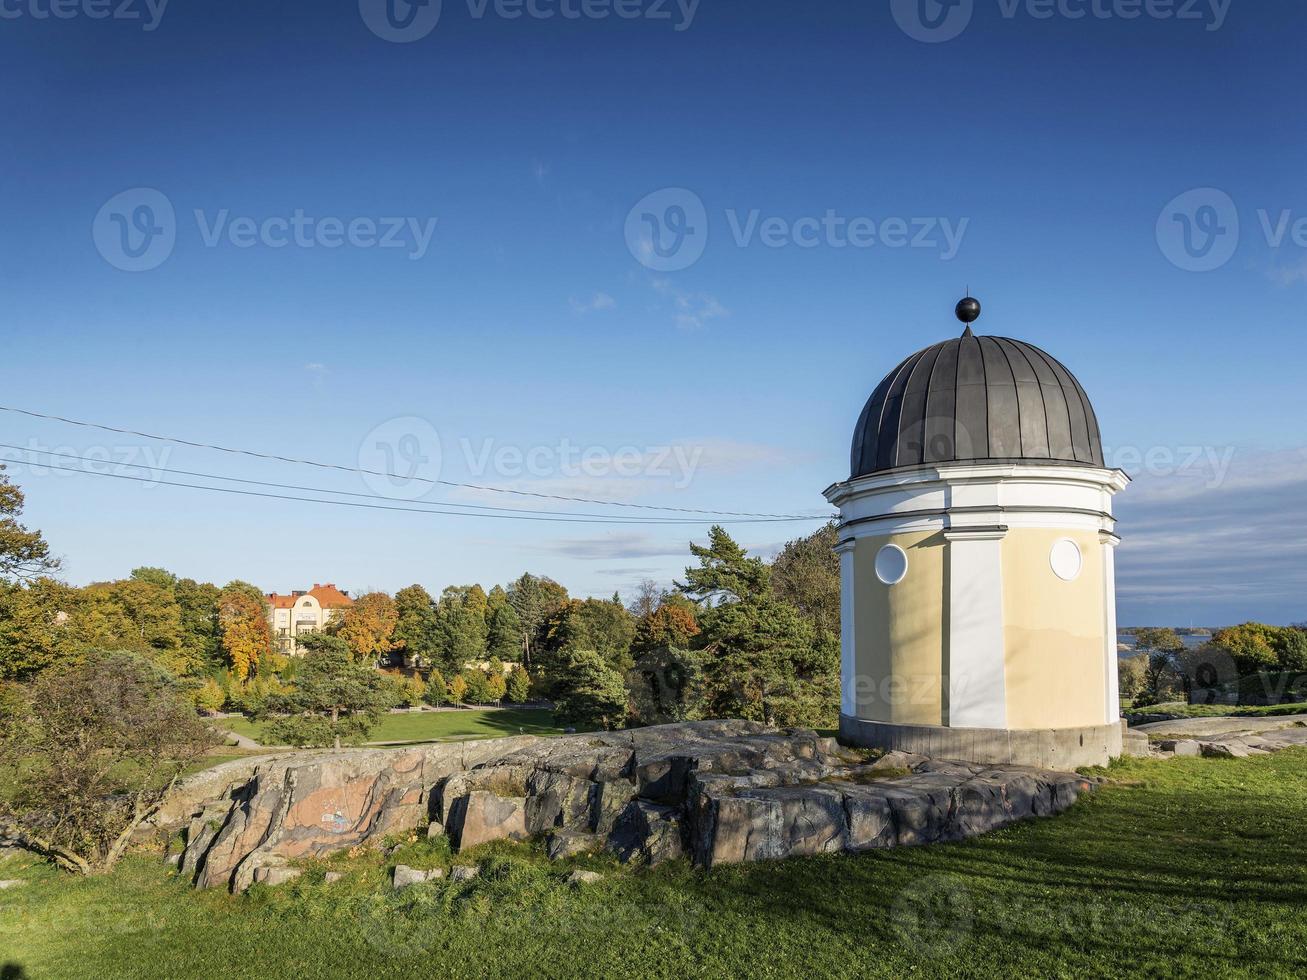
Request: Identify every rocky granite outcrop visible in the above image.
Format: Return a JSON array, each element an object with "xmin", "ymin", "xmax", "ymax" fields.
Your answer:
[
  {"xmin": 173, "ymin": 720, "xmax": 1097, "ymax": 891},
  {"xmin": 1130, "ymin": 716, "xmax": 1307, "ymax": 761}
]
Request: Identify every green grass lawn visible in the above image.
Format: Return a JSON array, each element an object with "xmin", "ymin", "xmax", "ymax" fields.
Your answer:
[
  {"xmin": 215, "ymin": 707, "xmax": 563, "ymax": 746},
  {"xmin": 3, "ymin": 749, "xmax": 1307, "ymax": 978},
  {"xmin": 1124, "ymin": 700, "xmax": 1307, "ymax": 720}
]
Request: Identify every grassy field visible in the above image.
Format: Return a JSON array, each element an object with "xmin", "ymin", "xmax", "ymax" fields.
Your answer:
[
  {"xmin": 3, "ymin": 749, "xmax": 1306, "ymax": 978},
  {"xmin": 215, "ymin": 707, "xmax": 563, "ymax": 746}
]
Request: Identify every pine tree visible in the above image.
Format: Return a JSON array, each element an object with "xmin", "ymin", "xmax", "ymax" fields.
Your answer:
[{"xmin": 553, "ymin": 649, "xmax": 628, "ymax": 731}]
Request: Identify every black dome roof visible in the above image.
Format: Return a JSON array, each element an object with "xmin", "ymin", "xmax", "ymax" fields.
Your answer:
[{"xmin": 851, "ymin": 331, "xmax": 1104, "ymax": 479}]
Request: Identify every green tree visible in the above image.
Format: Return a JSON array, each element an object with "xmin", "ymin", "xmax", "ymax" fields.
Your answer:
[
  {"xmin": 423, "ymin": 667, "xmax": 447, "ymax": 706},
  {"xmin": 462, "ymin": 668, "xmax": 493, "ymax": 704},
  {"xmin": 676, "ymin": 526, "xmax": 838, "ymax": 728},
  {"xmin": 393, "ymin": 584, "xmax": 440, "ymax": 666},
  {"xmin": 552, "ymin": 649, "xmax": 628, "ymax": 731},
  {"xmin": 434, "ymin": 586, "xmax": 490, "ymax": 671},
  {"xmin": 770, "ymin": 521, "xmax": 840, "ymax": 639},
  {"xmin": 0, "ymin": 651, "xmax": 216, "ymax": 874},
  {"xmin": 0, "ymin": 465, "xmax": 59, "ymax": 582},
  {"xmin": 0, "ymin": 577, "xmax": 84, "ymax": 679},
  {"xmin": 506, "ymin": 573, "xmax": 569, "ymax": 668},
  {"xmin": 695, "ymin": 594, "xmax": 837, "ymax": 729},
  {"xmin": 505, "ymin": 664, "xmax": 531, "ymax": 703},
  {"xmin": 486, "ymin": 602, "xmax": 523, "ymax": 660},
  {"xmin": 678, "ymin": 525, "xmax": 770, "ymax": 604},
  {"xmin": 542, "ymin": 597, "xmax": 635, "ymax": 675},
  {"xmin": 1134, "ymin": 628, "xmax": 1186, "ymax": 701},
  {"xmin": 261, "ymin": 644, "xmax": 394, "ymax": 749},
  {"xmin": 1212, "ymin": 623, "xmax": 1279, "ymax": 674},
  {"xmin": 1271, "ymin": 627, "xmax": 1307, "ymax": 672},
  {"xmin": 174, "ymin": 578, "xmax": 222, "ymax": 671}
]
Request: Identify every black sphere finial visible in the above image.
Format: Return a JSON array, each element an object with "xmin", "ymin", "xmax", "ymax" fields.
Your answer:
[{"xmin": 955, "ymin": 296, "xmax": 981, "ymax": 335}]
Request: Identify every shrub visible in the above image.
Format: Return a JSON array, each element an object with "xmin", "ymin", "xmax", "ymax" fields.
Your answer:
[{"xmin": 0, "ymin": 652, "xmax": 217, "ymax": 874}]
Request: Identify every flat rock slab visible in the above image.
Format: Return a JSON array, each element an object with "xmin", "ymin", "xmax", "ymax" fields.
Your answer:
[{"xmin": 1133, "ymin": 715, "xmax": 1307, "ymax": 738}]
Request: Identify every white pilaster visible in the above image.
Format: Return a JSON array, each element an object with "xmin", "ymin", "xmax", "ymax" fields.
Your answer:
[
  {"xmin": 835, "ymin": 540, "xmax": 857, "ymax": 718},
  {"xmin": 943, "ymin": 527, "xmax": 1007, "ymax": 729},
  {"xmin": 1100, "ymin": 531, "xmax": 1121, "ymax": 724}
]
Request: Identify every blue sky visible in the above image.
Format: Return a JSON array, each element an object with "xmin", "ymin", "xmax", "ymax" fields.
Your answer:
[{"xmin": 2, "ymin": 0, "xmax": 1305, "ymax": 626}]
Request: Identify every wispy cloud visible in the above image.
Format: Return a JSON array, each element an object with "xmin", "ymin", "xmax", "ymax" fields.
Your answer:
[
  {"xmin": 536, "ymin": 533, "xmax": 690, "ymax": 560},
  {"xmin": 651, "ymin": 278, "xmax": 728, "ymax": 330},
  {"xmin": 569, "ymin": 292, "xmax": 616, "ymax": 314}
]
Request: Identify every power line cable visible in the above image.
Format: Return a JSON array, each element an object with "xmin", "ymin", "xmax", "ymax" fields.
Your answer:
[
  {"xmin": 0, "ymin": 405, "xmax": 830, "ymax": 520},
  {"xmin": 0, "ymin": 442, "xmax": 765, "ymax": 523},
  {"xmin": 5, "ymin": 454, "xmax": 829, "ymax": 526}
]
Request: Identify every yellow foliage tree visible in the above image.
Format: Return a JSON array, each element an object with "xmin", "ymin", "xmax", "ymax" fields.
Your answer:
[
  {"xmin": 334, "ymin": 592, "xmax": 399, "ymax": 663},
  {"xmin": 218, "ymin": 586, "xmax": 271, "ymax": 682}
]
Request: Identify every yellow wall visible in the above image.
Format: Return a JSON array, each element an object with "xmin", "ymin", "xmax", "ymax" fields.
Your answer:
[
  {"xmin": 1001, "ymin": 528, "xmax": 1106, "ymax": 729},
  {"xmin": 852, "ymin": 530, "xmax": 946, "ymax": 725}
]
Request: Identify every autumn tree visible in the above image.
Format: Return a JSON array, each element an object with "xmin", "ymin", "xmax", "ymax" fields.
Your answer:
[
  {"xmin": 0, "ymin": 465, "xmax": 59, "ymax": 582},
  {"xmin": 218, "ymin": 581, "xmax": 272, "ymax": 682},
  {"xmin": 0, "ymin": 652, "xmax": 216, "ymax": 874},
  {"xmin": 334, "ymin": 591, "xmax": 399, "ymax": 664},
  {"xmin": 447, "ymin": 673, "xmax": 468, "ymax": 704},
  {"xmin": 628, "ymin": 595, "xmax": 704, "ymax": 725}
]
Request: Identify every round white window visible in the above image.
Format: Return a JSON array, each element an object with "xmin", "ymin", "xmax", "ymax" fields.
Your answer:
[
  {"xmin": 874, "ymin": 544, "xmax": 909, "ymax": 585},
  {"xmin": 1050, "ymin": 539, "xmax": 1083, "ymax": 582}
]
